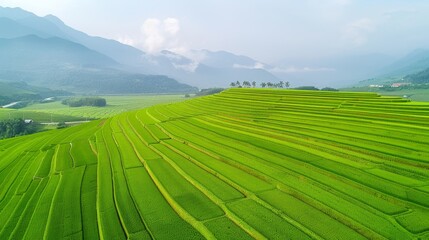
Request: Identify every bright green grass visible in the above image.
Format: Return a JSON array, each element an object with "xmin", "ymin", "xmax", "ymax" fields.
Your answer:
[
  {"xmin": 0, "ymin": 108, "xmax": 85, "ymax": 122},
  {"xmin": 342, "ymin": 87, "xmax": 429, "ymax": 102},
  {"xmin": 1, "ymin": 88, "xmax": 429, "ymax": 239},
  {"xmin": 378, "ymin": 88, "xmax": 429, "ymax": 102},
  {"xmin": 44, "ymin": 167, "xmax": 86, "ymax": 240},
  {"xmin": 22, "ymin": 94, "xmax": 186, "ymax": 119},
  {"xmin": 226, "ymin": 199, "xmax": 312, "ymax": 239}
]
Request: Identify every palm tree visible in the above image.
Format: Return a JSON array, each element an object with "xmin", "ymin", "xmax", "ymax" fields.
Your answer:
[
  {"xmin": 267, "ymin": 82, "xmax": 273, "ymax": 88},
  {"xmin": 252, "ymin": 81, "xmax": 256, "ymax": 88},
  {"xmin": 285, "ymin": 81, "xmax": 290, "ymax": 88},
  {"xmin": 260, "ymin": 82, "xmax": 267, "ymax": 88},
  {"xmin": 236, "ymin": 81, "xmax": 241, "ymax": 87},
  {"xmin": 230, "ymin": 82, "xmax": 236, "ymax": 88},
  {"xmin": 279, "ymin": 81, "xmax": 284, "ymax": 88}
]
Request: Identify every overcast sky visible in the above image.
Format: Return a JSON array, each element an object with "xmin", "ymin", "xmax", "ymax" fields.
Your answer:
[{"xmin": 1, "ymin": 0, "xmax": 429, "ymax": 63}]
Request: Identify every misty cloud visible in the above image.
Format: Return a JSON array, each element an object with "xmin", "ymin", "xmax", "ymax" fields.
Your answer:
[
  {"xmin": 233, "ymin": 62, "xmax": 265, "ymax": 70},
  {"xmin": 116, "ymin": 36, "xmax": 135, "ymax": 46},
  {"xmin": 172, "ymin": 62, "xmax": 199, "ymax": 72},
  {"xmin": 343, "ymin": 18, "xmax": 376, "ymax": 46},
  {"xmin": 142, "ymin": 17, "xmax": 182, "ymax": 53},
  {"xmin": 163, "ymin": 18, "xmax": 180, "ymax": 35}
]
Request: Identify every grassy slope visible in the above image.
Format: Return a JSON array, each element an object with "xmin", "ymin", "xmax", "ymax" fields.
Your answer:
[{"xmin": 0, "ymin": 88, "xmax": 428, "ymax": 239}]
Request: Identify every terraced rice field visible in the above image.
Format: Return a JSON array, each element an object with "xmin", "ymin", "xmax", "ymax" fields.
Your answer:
[{"xmin": 1, "ymin": 88, "xmax": 429, "ymax": 239}]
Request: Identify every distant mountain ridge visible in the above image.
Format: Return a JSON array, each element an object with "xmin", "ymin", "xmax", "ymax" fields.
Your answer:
[
  {"xmin": 380, "ymin": 49, "xmax": 429, "ymax": 76},
  {"xmin": 3, "ymin": 6, "xmax": 428, "ymax": 90},
  {"xmin": 0, "ymin": 6, "xmax": 197, "ymax": 93},
  {"xmin": 404, "ymin": 67, "xmax": 429, "ymax": 84},
  {"xmin": 356, "ymin": 49, "xmax": 429, "ymax": 86},
  {"xmin": 0, "ymin": 35, "xmax": 195, "ymax": 93},
  {"xmin": 146, "ymin": 50, "xmax": 279, "ymax": 87},
  {"xmin": 0, "ymin": 6, "xmax": 279, "ymax": 89},
  {"xmin": 0, "ymin": 35, "xmax": 117, "ymax": 68}
]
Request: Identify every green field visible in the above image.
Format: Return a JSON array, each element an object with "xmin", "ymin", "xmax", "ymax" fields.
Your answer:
[
  {"xmin": 0, "ymin": 94, "xmax": 185, "ymax": 123},
  {"xmin": 0, "ymin": 108, "xmax": 86, "ymax": 122},
  {"xmin": 22, "ymin": 94, "xmax": 186, "ymax": 119},
  {"xmin": 1, "ymin": 88, "xmax": 429, "ymax": 239},
  {"xmin": 378, "ymin": 88, "xmax": 429, "ymax": 102},
  {"xmin": 342, "ymin": 87, "xmax": 429, "ymax": 102}
]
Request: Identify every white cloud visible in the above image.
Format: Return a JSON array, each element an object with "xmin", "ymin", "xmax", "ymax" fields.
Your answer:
[
  {"xmin": 343, "ymin": 18, "xmax": 375, "ymax": 46},
  {"xmin": 172, "ymin": 62, "xmax": 199, "ymax": 72},
  {"xmin": 233, "ymin": 62, "xmax": 266, "ymax": 70},
  {"xmin": 254, "ymin": 62, "xmax": 265, "ymax": 69},
  {"xmin": 232, "ymin": 63, "xmax": 335, "ymax": 73},
  {"xmin": 163, "ymin": 18, "xmax": 180, "ymax": 35},
  {"xmin": 142, "ymin": 18, "xmax": 164, "ymax": 53},
  {"xmin": 139, "ymin": 17, "xmax": 183, "ymax": 54},
  {"xmin": 116, "ymin": 36, "xmax": 135, "ymax": 46},
  {"xmin": 183, "ymin": 50, "xmax": 208, "ymax": 63}
]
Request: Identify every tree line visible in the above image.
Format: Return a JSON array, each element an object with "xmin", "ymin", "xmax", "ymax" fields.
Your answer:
[
  {"xmin": 62, "ymin": 97, "xmax": 107, "ymax": 107},
  {"xmin": 230, "ymin": 81, "xmax": 290, "ymax": 88},
  {"xmin": 0, "ymin": 118, "xmax": 38, "ymax": 139},
  {"xmin": 229, "ymin": 81, "xmax": 338, "ymax": 91}
]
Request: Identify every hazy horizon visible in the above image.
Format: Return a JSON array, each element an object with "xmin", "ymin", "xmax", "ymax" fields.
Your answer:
[{"xmin": 1, "ymin": 0, "xmax": 429, "ymax": 65}]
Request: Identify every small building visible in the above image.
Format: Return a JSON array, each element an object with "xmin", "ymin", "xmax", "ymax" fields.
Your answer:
[
  {"xmin": 24, "ymin": 119, "xmax": 33, "ymax": 124},
  {"xmin": 369, "ymin": 84, "xmax": 384, "ymax": 88}
]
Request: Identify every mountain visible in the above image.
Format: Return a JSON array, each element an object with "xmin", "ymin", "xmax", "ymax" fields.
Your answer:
[
  {"xmin": 0, "ymin": 81, "xmax": 67, "ymax": 96},
  {"xmin": 195, "ymin": 50, "xmax": 279, "ymax": 86},
  {"xmin": 146, "ymin": 50, "xmax": 279, "ymax": 88},
  {"xmin": 0, "ymin": 17, "xmax": 49, "ymax": 38},
  {"xmin": 43, "ymin": 14, "xmax": 147, "ymax": 69},
  {"xmin": 0, "ymin": 35, "xmax": 117, "ymax": 69},
  {"xmin": 0, "ymin": 80, "xmax": 71, "ymax": 106},
  {"xmin": 0, "ymin": 7, "xmax": 67, "ymax": 39},
  {"xmin": 5, "ymin": 6, "xmax": 429, "ymax": 89},
  {"xmin": 0, "ymin": 6, "xmax": 36, "ymax": 20},
  {"xmin": 355, "ymin": 49, "xmax": 429, "ymax": 87},
  {"xmin": 0, "ymin": 7, "xmax": 146, "ymax": 69},
  {"xmin": 0, "ymin": 6, "xmax": 281, "ymax": 89},
  {"xmin": 404, "ymin": 67, "xmax": 429, "ymax": 84},
  {"xmin": 0, "ymin": 7, "xmax": 196, "ymax": 93},
  {"xmin": 379, "ymin": 49, "xmax": 429, "ymax": 76},
  {"xmin": 197, "ymin": 50, "xmax": 269, "ymax": 69},
  {"xmin": 272, "ymin": 53, "xmax": 396, "ymax": 88},
  {"xmin": 0, "ymin": 36, "xmax": 195, "ymax": 93}
]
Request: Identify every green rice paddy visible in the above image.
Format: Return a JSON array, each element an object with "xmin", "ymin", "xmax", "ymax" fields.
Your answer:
[
  {"xmin": 0, "ymin": 88, "xmax": 428, "ymax": 239},
  {"xmin": 22, "ymin": 94, "xmax": 186, "ymax": 119}
]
